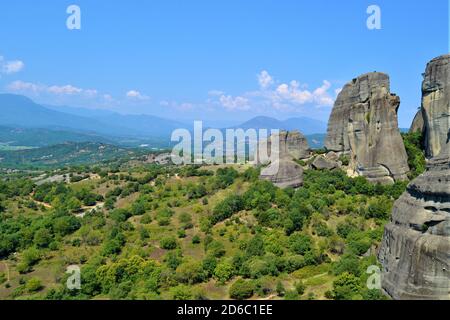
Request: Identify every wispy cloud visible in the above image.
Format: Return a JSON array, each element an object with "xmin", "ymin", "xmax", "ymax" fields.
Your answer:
[
  {"xmin": 258, "ymin": 70, "xmax": 274, "ymax": 89},
  {"xmin": 126, "ymin": 90, "xmax": 150, "ymax": 101},
  {"xmin": 0, "ymin": 55, "xmax": 25, "ymax": 75},
  {"xmin": 8, "ymin": 80, "xmax": 98, "ymax": 98}
]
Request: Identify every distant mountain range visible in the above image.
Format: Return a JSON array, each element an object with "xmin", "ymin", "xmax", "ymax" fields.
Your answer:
[
  {"xmin": 233, "ymin": 116, "xmax": 327, "ymax": 135},
  {"xmin": 0, "ymin": 94, "xmax": 328, "ymax": 149}
]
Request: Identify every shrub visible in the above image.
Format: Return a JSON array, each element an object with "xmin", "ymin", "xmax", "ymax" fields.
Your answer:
[
  {"xmin": 331, "ymin": 272, "xmax": 362, "ymax": 300},
  {"xmin": 191, "ymin": 235, "xmax": 201, "ymax": 244},
  {"xmin": 140, "ymin": 213, "xmax": 152, "ymax": 224},
  {"xmin": 160, "ymin": 236, "xmax": 178, "ymax": 250},
  {"xmin": 229, "ymin": 279, "xmax": 255, "ymax": 300},
  {"xmin": 214, "ymin": 262, "xmax": 234, "ymax": 284},
  {"xmin": 289, "ymin": 233, "xmax": 312, "ymax": 255},
  {"xmin": 211, "ymin": 195, "xmax": 244, "ymax": 224},
  {"xmin": 26, "ymin": 277, "xmax": 43, "ymax": 293}
]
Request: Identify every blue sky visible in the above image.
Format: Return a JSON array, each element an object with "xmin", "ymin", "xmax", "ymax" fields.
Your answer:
[{"xmin": 0, "ymin": 0, "xmax": 448, "ymax": 127}]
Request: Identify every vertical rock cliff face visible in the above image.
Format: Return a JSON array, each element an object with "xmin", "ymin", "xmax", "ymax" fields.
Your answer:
[
  {"xmin": 379, "ymin": 55, "xmax": 450, "ymax": 300},
  {"xmin": 325, "ymin": 72, "xmax": 410, "ymax": 183},
  {"xmin": 379, "ymin": 141, "xmax": 450, "ymax": 300},
  {"xmin": 410, "ymin": 109, "xmax": 425, "ymax": 134},
  {"xmin": 421, "ymin": 55, "xmax": 450, "ymax": 158}
]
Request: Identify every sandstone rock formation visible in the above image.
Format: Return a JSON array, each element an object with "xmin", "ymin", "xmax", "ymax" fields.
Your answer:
[
  {"xmin": 261, "ymin": 130, "xmax": 310, "ymax": 161},
  {"xmin": 325, "ymin": 72, "xmax": 410, "ymax": 184},
  {"xmin": 311, "ymin": 155, "xmax": 340, "ymax": 170},
  {"xmin": 378, "ymin": 140, "xmax": 450, "ymax": 300},
  {"xmin": 379, "ymin": 55, "xmax": 450, "ymax": 300},
  {"xmin": 410, "ymin": 109, "xmax": 425, "ymax": 134},
  {"xmin": 260, "ymin": 158, "xmax": 303, "ymax": 189},
  {"xmin": 420, "ymin": 54, "xmax": 450, "ymax": 158},
  {"xmin": 257, "ymin": 131, "xmax": 308, "ymax": 188}
]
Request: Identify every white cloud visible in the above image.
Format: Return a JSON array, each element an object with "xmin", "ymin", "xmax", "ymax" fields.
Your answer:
[
  {"xmin": 126, "ymin": 90, "xmax": 149, "ymax": 100},
  {"xmin": 0, "ymin": 56, "xmax": 25, "ymax": 74},
  {"xmin": 48, "ymin": 84, "xmax": 83, "ymax": 95},
  {"xmin": 7, "ymin": 80, "xmax": 41, "ymax": 92},
  {"xmin": 258, "ymin": 70, "xmax": 274, "ymax": 89},
  {"xmin": 8, "ymin": 80, "xmax": 101, "ymax": 99},
  {"xmin": 209, "ymin": 70, "xmax": 338, "ymax": 113},
  {"xmin": 219, "ymin": 95, "xmax": 250, "ymax": 111}
]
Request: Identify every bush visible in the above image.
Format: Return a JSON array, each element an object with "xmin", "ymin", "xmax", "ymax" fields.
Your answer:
[
  {"xmin": 229, "ymin": 279, "xmax": 255, "ymax": 300},
  {"xmin": 289, "ymin": 233, "xmax": 312, "ymax": 255},
  {"xmin": 176, "ymin": 260, "xmax": 206, "ymax": 284},
  {"xmin": 332, "ymin": 272, "xmax": 362, "ymax": 300},
  {"xmin": 295, "ymin": 281, "xmax": 306, "ymax": 295},
  {"xmin": 26, "ymin": 277, "xmax": 43, "ymax": 293},
  {"xmin": 211, "ymin": 195, "xmax": 244, "ymax": 225},
  {"xmin": 160, "ymin": 236, "xmax": 178, "ymax": 250},
  {"xmin": 170, "ymin": 285, "xmax": 193, "ymax": 300},
  {"xmin": 192, "ymin": 235, "xmax": 201, "ymax": 244},
  {"xmin": 214, "ymin": 262, "xmax": 234, "ymax": 284},
  {"xmin": 110, "ymin": 209, "xmax": 132, "ymax": 223},
  {"xmin": 140, "ymin": 213, "xmax": 152, "ymax": 224}
]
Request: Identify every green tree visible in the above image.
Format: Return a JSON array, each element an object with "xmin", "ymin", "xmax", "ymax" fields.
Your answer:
[
  {"xmin": 332, "ymin": 272, "xmax": 362, "ymax": 300},
  {"xmin": 25, "ymin": 277, "xmax": 43, "ymax": 293},
  {"xmin": 229, "ymin": 279, "xmax": 255, "ymax": 300},
  {"xmin": 214, "ymin": 262, "xmax": 234, "ymax": 284},
  {"xmin": 160, "ymin": 236, "xmax": 178, "ymax": 250}
]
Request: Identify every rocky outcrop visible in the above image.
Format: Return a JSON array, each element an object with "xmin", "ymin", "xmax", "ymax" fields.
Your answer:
[
  {"xmin": 379, "ymin": 55, "xmax": 450, "ymax": 300},
  {"xmin": 379, "ymin": 141, "xmax": 450, "ymax": 300},
  {"xmin": 311, "ymin": 155, "xmax": 340, "ymax": 170},
  {"xmin": 410, "ymin": 109, "xmax": 425, "ymax": 134},
  {"xmin": 261, "ymin": 130, "xmax": 310, "ymax": 161},
  {"xmin": 421, "ymin": 55, "xmax": 450, "ymax": 158},
  {"xmin": 325, "ymin": 72, "xmax": 410, "ymax": 184},
  {"xmin": 260, "ymin": 158, "xmax": 303, "ymax": 189},
  {"xmin": 258, "ymin": 131, "xmax": 307, "ymax": 188}
]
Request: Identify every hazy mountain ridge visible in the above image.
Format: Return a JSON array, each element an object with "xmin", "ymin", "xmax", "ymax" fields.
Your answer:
[{"xmin": 0, "ymin": 94, "xmax": 327, "ymax": 151}]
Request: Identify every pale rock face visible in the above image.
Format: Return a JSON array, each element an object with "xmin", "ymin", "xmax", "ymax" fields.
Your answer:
[
  {"xmin": 260, "ymin": 158, "xmax": 303, "ymax": 189},
  {"xmin": 379, "ymin": 55, "xmax": 450, "ymax": 300},
  {"xmin": 259, "ymin": 130, "xmax": 310, "ymax": 162},
  {"xmin": 421, "ymin": 55, "xmax": 450, "ymax": 158},
  {"xmin": 410, "ymin": 109, "xmax": 425, "ymax": 134},
  {"xmin": 258, "ymin": 130, "xmax": 308, "ymax": 189},
  {"xmin": 379, "ymin": 142, "xmax": 450, "ymax": 300},
  {"xmin": 311, "ymin": 155, "xmax": 340, "ymax": 170},
  {"xmin": 325, "ymin": 72, "xmax": 410, "ymax": 184}
]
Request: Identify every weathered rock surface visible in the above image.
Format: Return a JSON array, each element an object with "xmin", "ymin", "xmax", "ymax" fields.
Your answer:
[
  {"xmin": 325, "ymin": 72, "xmax": 410, "ymax": 183},
  {"xmin": 258, "ymin": 131, "xmax": 307, "ymax": 188},
  {"xmin": 261, "ymin": 130, "xmax": 310, "ymax": 161},
  {"xmin": 379, "ymin": 55, "xmax": 450, "ymax": 300},
  {"xmin": 260, "ymin": 158, "xmax": 303, "ymax": 189},
  {"xmin": 421, "ymin": 54, "xmax": 450, "ymax": 158},
  {"xmin": 379, "ymin": 141, "xmax": 450, "ymax": 300},
  {"xmin": 410, "ymin": 109, "xmax": 425, "ymax": 134},
  {"xmin": 311, "ymin": 155, "xmax": 340, "ymax": 170}
]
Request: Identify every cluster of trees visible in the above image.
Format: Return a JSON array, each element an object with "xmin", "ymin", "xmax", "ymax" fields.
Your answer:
[
  {"xmin": 402, "ymin": 132, "xmax": 426, "ymax": 179},
  {"xmin": 0, "ymin": 155, "xmax": 408, "ymax": 300}
]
